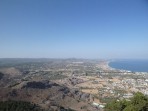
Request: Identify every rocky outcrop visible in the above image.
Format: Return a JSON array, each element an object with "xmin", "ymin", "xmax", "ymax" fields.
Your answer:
[
  {"xmin": 68, "ymin": 77, "xmax": 84, "ymax": 85},
  {"xmin": 0, "ymin": 80, "xmax": 99, "ymax": 111},
  {"xmin": 0, "ymin": 67, "xmax": 21, "ymax": 76}
]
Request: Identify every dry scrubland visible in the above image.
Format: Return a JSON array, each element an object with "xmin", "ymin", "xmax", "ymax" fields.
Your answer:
[{"xmin": 0, "ymin": 59, "xmax": 148, "ymax": 111}]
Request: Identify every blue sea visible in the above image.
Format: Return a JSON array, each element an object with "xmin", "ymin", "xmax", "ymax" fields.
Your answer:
[{"xmin": 109, "ymin": 60, "xmax": 148, "ymax": 72}]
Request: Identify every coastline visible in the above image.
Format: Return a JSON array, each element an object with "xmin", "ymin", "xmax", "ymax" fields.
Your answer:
[
  {"xmin": 108, "ymin": 60, "xmax": 148, "ymax": 73},
  {"xmin": 108, "ymin": 61, "xmax": 129, "ymax": 72}
]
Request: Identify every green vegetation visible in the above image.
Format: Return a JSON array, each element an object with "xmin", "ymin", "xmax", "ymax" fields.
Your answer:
[
  {"xmin": 99, "ymin": 96, "xmax": 117, "ymax": 103},
  {"xmin": 0, "ymin": 100, "xmax": 43, "ymax": 111},
  {"xmin": 49, "ymin": 74, "xmax": 67, "ymax": 80},
  {"xmin": 114, "ymin": 89, "xmax": 126, "ymax": 96},
  {"xmin": 105, "ymin": 92, "xmax": 148, "ymax": 111}
]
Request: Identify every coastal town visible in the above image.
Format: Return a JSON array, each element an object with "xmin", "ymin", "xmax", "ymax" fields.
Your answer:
[
  {"xmin": 55, "ymin": 61, "xmax": 148, "ymax": 107},
  {"xmin": 0, "ymin": 59, "xmax": 148, "ymax": 111}
]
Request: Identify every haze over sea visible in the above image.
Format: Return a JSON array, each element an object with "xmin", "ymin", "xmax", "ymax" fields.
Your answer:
[{"xmin": 109, "ymin": 60, "xmax": 148, "ymax": 72}]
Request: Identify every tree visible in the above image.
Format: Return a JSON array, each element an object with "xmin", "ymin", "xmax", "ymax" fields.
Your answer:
[
  {"xmin": 0, "ymin": 100, "xmax": 43, "ymax": 111},
  {"xmin": 105, "ymin": 92, "xmax": 148, "ymax": 111}
]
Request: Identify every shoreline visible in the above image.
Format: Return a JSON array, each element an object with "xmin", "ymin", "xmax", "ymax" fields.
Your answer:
[
  {"xmin": 108, "ymin": 60, "xmax": 148, "ymax": 73},
  {"xmin": 108, "ymin": 61, "xmax": 130, "ymax": 72}
]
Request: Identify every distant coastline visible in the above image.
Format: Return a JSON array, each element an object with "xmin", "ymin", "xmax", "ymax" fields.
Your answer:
[{"xmin": 108, "ymin": 60, "xmax": 148, "ymax": 73}]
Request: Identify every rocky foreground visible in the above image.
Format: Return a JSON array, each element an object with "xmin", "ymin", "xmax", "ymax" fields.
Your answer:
[{"xmin": 0, "ymin": 79, "xmax": 102, "ymax": 111}]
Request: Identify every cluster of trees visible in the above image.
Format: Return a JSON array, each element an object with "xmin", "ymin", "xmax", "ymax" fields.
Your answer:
[
  {"xmin": 0, "ymin": 100, "xmax": 76, "ymax": 111},
  {"xmin": 105, "ymin": 92, "xmax": 148, "ymax": 111},
  {"xmin": 0, "ymin": 100, "xmax": 43, "ymax": 111}
]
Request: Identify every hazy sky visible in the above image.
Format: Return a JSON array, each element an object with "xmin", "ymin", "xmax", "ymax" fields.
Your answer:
[{"xmin": 0, "ymin": 0, "xmax": 148, "ymax": 59}]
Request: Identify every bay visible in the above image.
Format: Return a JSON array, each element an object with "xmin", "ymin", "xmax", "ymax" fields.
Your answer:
[{"xmin": 109, "ymin": 60, "xmax": 148, "ymax": 72}]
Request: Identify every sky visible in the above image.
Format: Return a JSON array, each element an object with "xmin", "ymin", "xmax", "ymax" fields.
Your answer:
[{"xmin": 0, "ymin": 0, "xmax": 148, "ymax": 59}]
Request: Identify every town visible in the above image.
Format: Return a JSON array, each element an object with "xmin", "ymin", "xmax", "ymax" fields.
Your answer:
[{"xmin": 0, "ymin": 58, "xmax": 148, "ymax": 111}]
